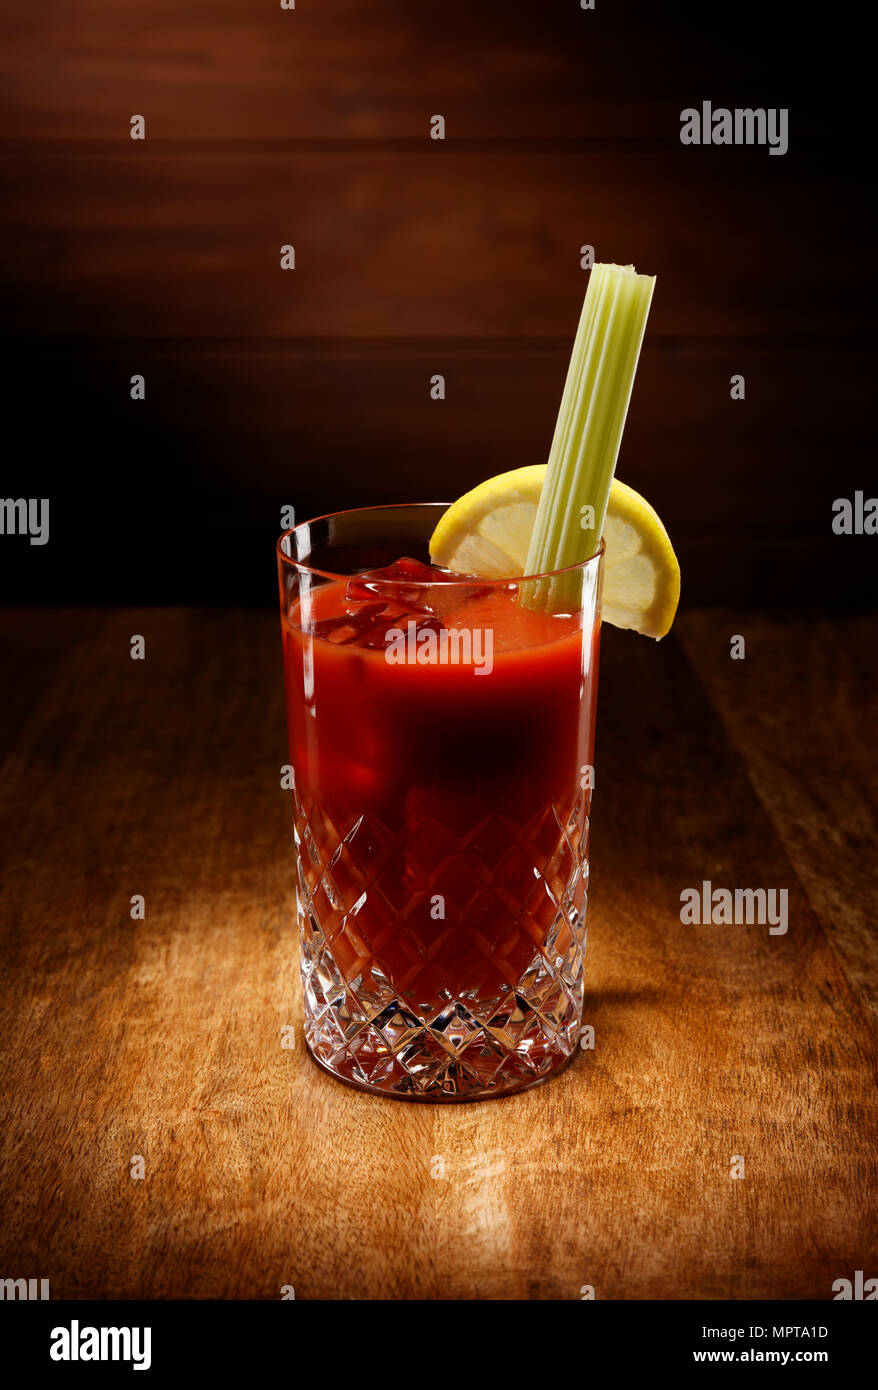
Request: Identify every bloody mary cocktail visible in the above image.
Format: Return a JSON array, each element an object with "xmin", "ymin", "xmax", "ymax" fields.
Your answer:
[
  {"xmin": 276, "ymin": 266, "xmax": 678, "ymax": 1100},
  {"xmin": 278, "ymin": 504, "xmax": 602, "ymax": 1100}
]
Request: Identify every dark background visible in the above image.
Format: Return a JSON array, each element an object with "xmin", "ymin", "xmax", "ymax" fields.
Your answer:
[{"xmin": 0, "ymin": 1, "xmax": 873, "ymax": 606}]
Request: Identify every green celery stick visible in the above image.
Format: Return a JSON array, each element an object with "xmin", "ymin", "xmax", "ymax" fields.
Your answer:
[{"xmin": 522, "ymin": 263, "xmax": 656, "ymax": 612}]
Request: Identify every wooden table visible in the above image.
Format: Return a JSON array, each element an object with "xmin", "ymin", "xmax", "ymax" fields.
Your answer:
[{"xmin": 1, "ymin": 607, "xmax": 875, "ymax": 1299}]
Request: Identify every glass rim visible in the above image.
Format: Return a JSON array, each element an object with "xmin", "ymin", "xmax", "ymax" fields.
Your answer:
[{"xmin": 277, "ymin": 501, "xmax": 605, "ymax": 586}]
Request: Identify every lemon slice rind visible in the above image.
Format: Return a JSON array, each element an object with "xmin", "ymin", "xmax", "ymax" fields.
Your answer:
[{"xmin": 429, "ymin": 467, "xmax": 680, "ymax": 639}]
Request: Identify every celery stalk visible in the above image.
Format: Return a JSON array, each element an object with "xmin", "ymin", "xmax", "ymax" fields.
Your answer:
[{"xmin": 522, "ymin": 263, "xmax": 656, "ymax": 612}]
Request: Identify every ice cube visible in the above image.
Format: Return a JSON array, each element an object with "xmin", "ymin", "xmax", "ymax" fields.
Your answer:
[
  {"xmin": 310, "ymin": 601, "xmax": 390, "ymax": 645},
  {"xmin": 346, "ymin": 557, "xmax": 440, "ymax": 608},
  {"xmin": 317, "ymin": 558, "xmax": 500, "ymax": 649},
  {"xmin": 345, "ymin": 557, "xmax": 493, "ymax": 621}
]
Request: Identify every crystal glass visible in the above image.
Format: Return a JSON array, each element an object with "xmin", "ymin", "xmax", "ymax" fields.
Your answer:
[{"xmin": 277, "ymin": 503, "xmax": 603, "ymax": 1100}]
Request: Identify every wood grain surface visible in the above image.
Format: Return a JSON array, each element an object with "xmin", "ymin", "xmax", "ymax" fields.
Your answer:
[
  {"xmin": 0, "ymin": 606, "xmax": 875, "ymax": 1299},
  {"xmin": 1, "ymin": 149, "xmax": 867, "ymax": 341},
  {"xmin": 0, "ymin": 1, "xmax": 819, "ymax": 145}
]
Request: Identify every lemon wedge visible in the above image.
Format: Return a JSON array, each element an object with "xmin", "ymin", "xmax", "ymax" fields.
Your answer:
[{"xmin": 429, "ymin": 466, "xmax": 680, "ymax": 638}]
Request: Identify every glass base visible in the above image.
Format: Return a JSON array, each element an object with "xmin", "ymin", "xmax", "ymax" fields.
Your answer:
[
  {"xmin": 297, "ymin": 801, "xmax": 589, "ymax": 1102},
  {"xmin": 302, "ymin": 943, "xmax": 585, "ymax": 1101},
  {"xmin": 304, "ymin": 1028, "xmax": 581, "ymax": 1102}
]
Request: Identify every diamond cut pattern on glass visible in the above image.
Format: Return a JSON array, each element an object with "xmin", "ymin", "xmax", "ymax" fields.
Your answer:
[{"xmin": 294, "ymin": 802, "xmax": 589, "ymax": 1099}]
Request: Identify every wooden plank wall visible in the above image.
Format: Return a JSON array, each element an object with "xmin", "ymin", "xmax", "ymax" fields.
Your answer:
[{"xmin": 0, "ymin": 1, "xmax": 872, "ymax": 605}]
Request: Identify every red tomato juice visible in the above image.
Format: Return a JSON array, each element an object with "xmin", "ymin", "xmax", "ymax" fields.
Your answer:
[{"xmin": 281, "ymin": 560, "xmax": 599, "ymax": 1035}]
